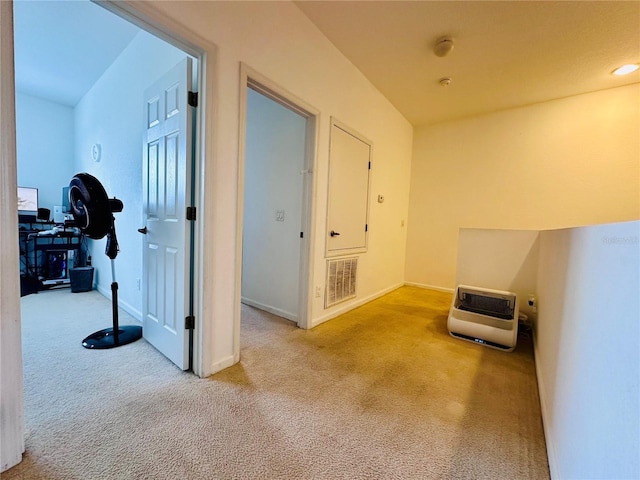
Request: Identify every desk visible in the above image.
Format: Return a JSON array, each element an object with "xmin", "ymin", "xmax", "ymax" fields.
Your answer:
[{"xmin": 20, "ymin": 224, "xmax": 83, "ymax": 288}]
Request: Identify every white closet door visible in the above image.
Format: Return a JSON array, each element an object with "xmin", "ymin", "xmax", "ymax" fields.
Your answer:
[{"xmin": 326, "ymin": 120, "xmax": 372, "ymax": 257}]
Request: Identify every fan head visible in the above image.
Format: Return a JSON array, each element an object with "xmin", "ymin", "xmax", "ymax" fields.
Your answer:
[{"xmin": 69, "ymin": 173, "xmax": 116, "ymax": 239}]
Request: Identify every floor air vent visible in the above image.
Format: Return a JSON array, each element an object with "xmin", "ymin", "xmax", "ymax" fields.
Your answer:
[{"xmin": 325, "ymin": 257, "xmax": 357, "ymax": 308}]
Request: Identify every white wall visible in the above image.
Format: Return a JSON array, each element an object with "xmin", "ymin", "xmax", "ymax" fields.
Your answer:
[
  {"xmin": 73, "ymin": 31, "xmax": 186, "ymax": 317},
  {"xmin": 406, "ymin": 84, "xmax": 640, "ymax": 290},
  {"xmin": 141, "ymin": 1, "xmax": 413, "ymax": 372},
  {"xmin": 536, "ymin": 220, "xmax": 639, "ymax": 479},
  {"xmin": 242, "ymin": 88, "xmax": 306, "ymax": 321},
  {"xmin": 15, "ymin": 93, "xmax": 74, "ymax": 213},
  {"xmin": 455, "ymin": 228, "xmax": 539, "ymax": 320}
]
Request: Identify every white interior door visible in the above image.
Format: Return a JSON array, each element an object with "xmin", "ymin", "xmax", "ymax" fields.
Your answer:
[{"xmin": 142, "ymin": 58, "xmax": 193, "ymax": 370}]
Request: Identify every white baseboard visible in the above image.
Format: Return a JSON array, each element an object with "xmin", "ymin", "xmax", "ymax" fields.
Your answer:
[
  {"xmin": 311, "ymin": 282, "xmax": 404, "ymax": 328},
  {"xmin": 209, "ymin": 354, "xmax": 239, "ymax": 376},
  {"xmin": 403, "ymin": 281, "xmax": 455, "ymax": 293},
  {"xmin": 241, "ymin": 297, "xmax": 297, "ymax": 323},
  {"xmin": 95, "ymin": 284, "xmax": 142, "ymax": 323},
  {"xmin": 533, "ymin": 331, "xmax": 558, "ymax": 480}
]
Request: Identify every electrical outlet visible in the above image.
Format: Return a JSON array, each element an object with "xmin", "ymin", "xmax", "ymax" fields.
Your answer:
[
  {"xmin": 315, "ymin": 286, "xmax": 322, "ymax": 298},
  {"xmin": 528, "ymin": 294, "xmax": 537, "ymax": 312},
  {"xmin": 136, "ymin": 278, "xmax": 141, "ymax": 291}
]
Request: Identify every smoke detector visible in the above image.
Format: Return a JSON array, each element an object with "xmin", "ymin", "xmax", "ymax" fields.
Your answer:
[{"xmin": 434, "ymin": 37, "xmax": 454, "ymax": 57}]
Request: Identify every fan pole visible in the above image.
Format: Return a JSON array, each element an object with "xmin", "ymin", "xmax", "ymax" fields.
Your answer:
[
  {"xmin": 111, "ymin": 259, "xmax": 119, "ymax": 346},
  {"xmin": 81, "ymin": 229, "xmax": 142, "ymax": 349}
]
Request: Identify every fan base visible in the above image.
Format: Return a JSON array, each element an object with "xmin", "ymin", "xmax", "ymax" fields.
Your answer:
[{"xmin": 82, "ymin": 326, "xmax": 142, "ymax": 349}]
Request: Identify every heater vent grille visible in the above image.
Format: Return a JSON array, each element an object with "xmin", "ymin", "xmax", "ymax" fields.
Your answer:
[
  {"xmin": 325, "ymin": 257, "xmax": 357, "ymax": 308},
  {"xmin": 454, "ymin": 286, "xmax": 516, "ymax": 320}
]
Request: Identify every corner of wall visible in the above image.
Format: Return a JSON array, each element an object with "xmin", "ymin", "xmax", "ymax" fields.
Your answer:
[{"xmin": 535, "ymin": 220, "xmax": 640, "ymax": 479}]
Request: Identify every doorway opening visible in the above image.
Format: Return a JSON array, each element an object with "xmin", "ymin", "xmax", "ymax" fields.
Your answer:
[
  {"xmin": 13, "ymin": 0, "xmax": 202, "ymax": 370},
  {"xmin": 4, "ymin": 1, "xmax": 211, "ymax": 470},
  {"xmin": 239, "ymin": 67, "xmax": 318, "ymax": 334}
]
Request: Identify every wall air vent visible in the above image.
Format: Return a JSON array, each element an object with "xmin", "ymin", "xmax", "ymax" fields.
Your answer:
[{"xmin": 325, "ymin": 257, "xmax": 358, "ymax": 308}]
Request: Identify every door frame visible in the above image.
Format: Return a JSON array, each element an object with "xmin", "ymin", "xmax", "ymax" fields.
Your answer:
[
  {"xmin": 99, "ymin": 0, "xmax": 216, "ymax": 377},
  {"xmin": 1, "ymin": 1, "xmax": 25, "ymax": 470},
  {"xmin": 237, "ymin": 63, "xmax": 319, "ymax": 339}
]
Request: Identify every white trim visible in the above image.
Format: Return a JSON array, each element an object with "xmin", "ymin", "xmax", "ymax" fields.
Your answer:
[
  {"xmin": 97, "ymin": 1, "xmax": 209, "ymax": 59},
  {"xmin": 1, "ymin": 1, "xmax": 25, "ymax": 472},
  {"xmin": 312, "ymin": 282, "xmax": 453, "ymax": 329},
  {"xmin": 209, "ymin": 354, "xmax": 239, "ymax": 376},
  {"xmin": 311, "ymin": 283, "xmax": 404, "ymax": 328},
  {"xmin": 236, "ymin": 69, "xmax": 248, "ymax": 364},
  {"xmin": 301, "ymin": 109, "xmax": 319, "ymax": 330},
  {"xmin": 403, "ymin": 281, "xmax": 455, "ymax": 294},
  {"xmin": 95, "ymin": 285, "xmax": 142, "ymax": 323},
  {"xmin": 241, "ymin": 298, "xmax": 297, "ymax": 323},
  {"xmin": 533, "ymin": 331, "xmax": 558, "ymax": 480},
  {"xmin": 98, "ymin": 0, "xmax": 219, "ymax": 378}
]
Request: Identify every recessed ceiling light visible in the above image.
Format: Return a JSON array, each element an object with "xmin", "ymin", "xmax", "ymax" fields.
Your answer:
[{"xmin": 612, "ymin": 64, "xmax": 639, "ymax": 76}]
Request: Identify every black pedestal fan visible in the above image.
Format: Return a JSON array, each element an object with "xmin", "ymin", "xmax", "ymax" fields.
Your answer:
[{"xmin": 69, "ymin": 173, "xmax": 142, "ymax": 349}]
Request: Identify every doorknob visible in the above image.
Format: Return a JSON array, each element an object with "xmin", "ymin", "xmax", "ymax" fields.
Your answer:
[
  {"xmin": 137, "ymin": 226, "xmax": 147, "ymax": 234},
  {"xmin": 330, "ymin": 230, "xmax": 341, "ymax": 237}
]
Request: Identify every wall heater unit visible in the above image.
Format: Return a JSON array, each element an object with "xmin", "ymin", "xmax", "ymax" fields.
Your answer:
[{"xmin": 447, "ymin": 285, "xmax": 519, "ymax": 351}]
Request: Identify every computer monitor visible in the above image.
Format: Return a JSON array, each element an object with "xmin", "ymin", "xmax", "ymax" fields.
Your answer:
[{"xmin": 18, "ymin": 186, "xmax": 38, "ymax": 213}]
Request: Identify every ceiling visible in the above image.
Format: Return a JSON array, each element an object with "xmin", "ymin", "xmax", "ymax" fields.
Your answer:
[
  {"xmin": 296, "ymin": 1, "xmax": 640, "ymax": 126},
  {"xmin": 12, "ymin": 1, "xmax": 640, "ymax": 126},
  {"xmin": 13, "ymin": 0, "xmax": 139, "ymax": 107}
]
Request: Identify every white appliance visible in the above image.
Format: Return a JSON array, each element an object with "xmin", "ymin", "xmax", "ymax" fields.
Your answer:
[{"xmin": 447, "ymin": 285, "xmax": 519, "ymax": 351}]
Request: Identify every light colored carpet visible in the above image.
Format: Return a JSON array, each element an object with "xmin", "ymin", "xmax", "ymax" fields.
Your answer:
[{"xmin": 5, "ymin": 286, "xmax": 549, "ymax": 479}]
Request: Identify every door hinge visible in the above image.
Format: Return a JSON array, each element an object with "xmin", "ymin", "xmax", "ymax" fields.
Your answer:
[
  {"xmin": 300, "ymin": 232, "xmax": 304, "ymax": 238},
  {"xmin": 185, "ymin": 315, "xmax": 195, "ymax": 330},
  {"xmin": 186, "ymin": 206, "xmax": 196, "ymax": 221},
  {"xmin": 188, "ymin": 91, "xmax": 198, "ymax": 107},
  {"xmin": 368, "ymin": 161, "xmax": 371, "ymax": 170},
  {"xmin": 365, "ymin": 224, "xmax": 368, "ymax": 232}
]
